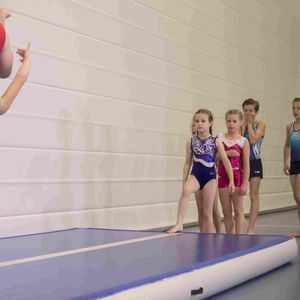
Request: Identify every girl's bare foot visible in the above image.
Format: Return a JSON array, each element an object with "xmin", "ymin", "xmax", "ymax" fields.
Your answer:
[
  {"xmin": 166, "ymin": 224, "xmax": 183, "ymax": 234},
  {"xmin": 289, "ymin": 231, "xmax": 300, "ymax": 237}
]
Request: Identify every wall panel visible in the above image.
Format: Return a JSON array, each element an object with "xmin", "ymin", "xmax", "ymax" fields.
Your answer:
[{"xmin": 0, "ymin": 0, "xmax": 298, "ymax": 235}]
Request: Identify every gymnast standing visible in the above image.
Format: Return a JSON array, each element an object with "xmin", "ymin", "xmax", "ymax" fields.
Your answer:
[
  {"xmin": 242, "ymin": 98, "xmax": 266, "ymax": 234},
  {"xmin": 167, "ymin": 109, "xmax": 234, "ymax": 234},
  {"xmin": 192, "ymin": 121, "xmax": 221, "ymax": 233},
  {"xmin": 218, "ymin": 110, "xmax": 250, "ymax": 234},
  {"xmin": 283, "ymin": 98, "xmax": 300, "ymax": 237},
  {"xmin": 0, "ymin": 6, "xmax": 31, "ymax": 115}
]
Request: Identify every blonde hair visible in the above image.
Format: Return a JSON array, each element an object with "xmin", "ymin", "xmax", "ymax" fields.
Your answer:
[
  {"xmin": 193, "ymin": 108, "xmax": 214, "ymax": 135},
  {"xmin": 225, "ymin": 109, "xmax": 243, "ymax": 121}
]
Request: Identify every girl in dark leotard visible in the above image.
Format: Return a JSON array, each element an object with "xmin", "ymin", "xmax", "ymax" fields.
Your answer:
[
  {"xmin": 284, "ymin": 98, "xmax": 300, "ymax": 237},
  {"xmin": 167, "ymin": 109, "xmax": 234, "ymax": 234}
]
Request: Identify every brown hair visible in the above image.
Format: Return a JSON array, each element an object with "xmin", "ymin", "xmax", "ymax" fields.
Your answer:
[
  {"xmin": 293, "ymin": 97, "xmax": 300, "ymax": 103},
  {"xmin": 193, "ymin": 108, "xmax": 214, "ymax": 135},
  {"xmin": 191, "ymin": 121, "xmax": 196, "ymax": 135},
  {"xmin": 242, "ymin": 98, "xmax": 260, "ymax": 112},
  {"xmin": 225, "ymin": 109, "xmax": 243, "ymax": 121}
]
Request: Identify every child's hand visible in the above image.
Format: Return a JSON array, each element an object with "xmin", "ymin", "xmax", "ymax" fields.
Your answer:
[
  {"xmin": 17, "ymin": 42, "xmax": 31, "ymax": 64},
  {"xmin": 226, "ymin": 149, "xmax": 240, "ymax": 157},
  {"xmin": 16, "ymin": 42, "xmax": 31, "ymax": 80},
  {"xmin": 228, "ymin": 182, "xmax": 235, "ymax": 194},
  {"xmin": 240, "ymin": 184, "xmax": 248, "ymax": 195},
  {"xmin": 283, "ymin": 164, "xmax": 290, "ymax": 176},
  {"xmin": 247, "ymin": 114, "xmax": 255, "ymax": 125}
]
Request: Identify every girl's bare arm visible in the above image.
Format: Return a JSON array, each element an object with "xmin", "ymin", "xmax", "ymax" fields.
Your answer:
[
  {"xmin": 0, "ymin": 42, "xmax": 30, "ymax": 115},
  {"xmin": 283, "ymin": 123, "xmax": 291, "ymax": 175},
  {"xmin": 182, "ymin": 139, "xmax": 193, "ymax": 185},
  {"xmin": 216, "ymin": 138, "xmax": 235, "ymax": 194}
]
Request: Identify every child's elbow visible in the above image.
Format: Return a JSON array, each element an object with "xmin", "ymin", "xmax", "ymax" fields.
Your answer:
[
  {"xmin": 0, "ymin": 102, "xmax": 8, "ymax": 115},
  {"xmin": 0, "ymin": 106, "xmax": 6, "ymax": 115}
]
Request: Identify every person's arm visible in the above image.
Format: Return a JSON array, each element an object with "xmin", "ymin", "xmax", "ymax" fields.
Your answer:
[
  {"xmin": 216, "ymin": 137, "xmax": 235, "ymax": 194},
  {"xmin": 0, "ymin": 42, "xmax": 30, "ymax": 115},
  {"xmin": 214, "ymin": 133, "xmax": 221, "ymax": 163},
  {"xmin": 226, "ymin": 149, "xmax": 240, "ymax": 157},
  {"xmin": 182, "ymin": 139, "xmax": 193, "ymax": 186},
  {"xmin": 215, "ymin": 134, "xmax": 239, "ymax": 160},
  {"xmin": 240, "ymin": 140, "xmax": 250, "ymax": 195},
  {"xmin": 283, "ymin": 123, "xmax": 291, "ymax": 176},
  {"xmin": 247, "ymin": 118, "xmax": 266, "ymax": 145}
]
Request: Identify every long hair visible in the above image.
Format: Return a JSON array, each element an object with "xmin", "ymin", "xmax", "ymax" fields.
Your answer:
[{"xmin": 193, "ymin": 108, "xmax": 214, "ymax": 135}]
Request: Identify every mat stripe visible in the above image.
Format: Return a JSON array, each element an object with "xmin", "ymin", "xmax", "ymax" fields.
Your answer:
[{"xmin": 0, "ymin": 233, "xmax": 177, "ymax": 267}]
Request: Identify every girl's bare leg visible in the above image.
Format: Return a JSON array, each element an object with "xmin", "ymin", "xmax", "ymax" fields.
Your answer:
[
  {"xmin": 247, "ymin": 177, "xmax": 260, "ymax": 234},
  {"xmin": 232, "ymin": 188, "xmax": 246, "ymax": 234},
  {"xmin": 196, "ymin": 187, "xmax": 221, "ymax": 233},
  {"xmin": 201, "ymin": 179, "xmax": 217, "ymax": 233},
  {"xmin": 213, "ymin": 189, "xmax": 222, "ymax": 233},
  {"xmin": 167, "ymin": 176, "xmax": 200, "ymax": 233},
  {"xmin": 290, "ymin": 174, "xmax": 300, "ymax": 237},
  {"xmin": 195, "ymin": 190, "xmax": 204, "ymax": 232},
  {"xmin": 219, "ymin": 188, "xmax": 234, "ymax": 233}
]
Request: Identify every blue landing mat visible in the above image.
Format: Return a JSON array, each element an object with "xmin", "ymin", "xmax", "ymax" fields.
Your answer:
[{"xmin": 0, "ymin": 228, "xmax": 293, "ymax": 299}]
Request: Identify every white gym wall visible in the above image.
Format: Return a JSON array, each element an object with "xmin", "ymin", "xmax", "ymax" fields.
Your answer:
[{"xmin": 0, "ymin": 0, "xmax": 299, "ymax": 236}]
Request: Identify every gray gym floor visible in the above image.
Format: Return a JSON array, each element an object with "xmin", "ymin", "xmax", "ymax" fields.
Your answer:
[{"xmin": 184, "ymin": 209, "xmax": 300, "ymax": 300}]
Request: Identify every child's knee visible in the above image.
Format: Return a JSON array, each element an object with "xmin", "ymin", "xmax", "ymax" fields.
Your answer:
[
  {"xmin": 181, "ymin": 187, "xmax": 192, "ymax": 198},
  {"xmin": 203, "ymin": 208, "xmax": 213, "ymax": 219},
  {"xmin": 222, "ymin": 207, "xmax": 232, "ymax": 217},
  {"xmin": 213, "ymin": 209, "xmax": 220, "ymax": 218},
  {"xmin": 249, "ymin": 193, "xmax": 259, "ymax": 202},
  {"xmin": 234, "ymin": 208, "xmax": 244, "ymax": 218}
]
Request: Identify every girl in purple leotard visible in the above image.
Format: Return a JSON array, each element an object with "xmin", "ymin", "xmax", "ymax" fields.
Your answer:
[{"xmin": 167, "ymin": 109, "xmax": 234, "ymax": 234}]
